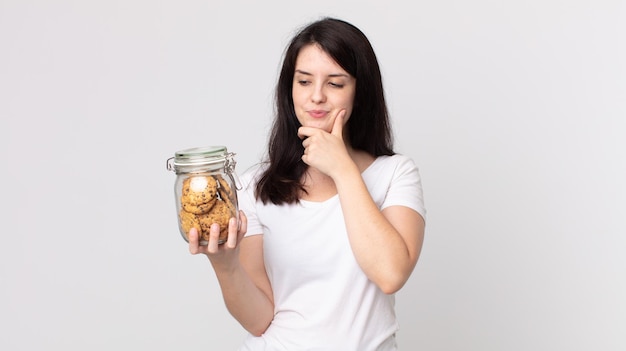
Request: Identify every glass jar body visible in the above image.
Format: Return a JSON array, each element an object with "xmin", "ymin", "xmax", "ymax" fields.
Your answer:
[{"xmin": 167, "ymin": 146, "xmax": 239, "ymax": 245}]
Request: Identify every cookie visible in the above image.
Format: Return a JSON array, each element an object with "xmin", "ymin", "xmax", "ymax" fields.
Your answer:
[
  {"xmin": 179, "ymin": 210, "xmax": 202, "ymax": 240},
  {"xmin": 181, "ymin": 199, "xmax": 217, "ymax": 215},
  {"xmin": 215, "ymin": 175, "xmax": 234, "ymax": 200},
  {"xmin": 215, "ymin": 175, "xmax": 237, "ymax": 215},
  {"xmin": 181, "ymin": 176, "xmax": 218, "ymax": 206},
  {"xmin": 198, "ymin": 200, "xmax": 232, "ymax": 242}
]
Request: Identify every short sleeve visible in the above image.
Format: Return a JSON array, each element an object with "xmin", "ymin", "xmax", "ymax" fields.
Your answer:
[
  {"xmin": 380, "ymin": 155, "xmax": 427, "ymax": 221},
  {"xmin": 237, "ymin": 165, "xmax": 265, "ymax": 237}
]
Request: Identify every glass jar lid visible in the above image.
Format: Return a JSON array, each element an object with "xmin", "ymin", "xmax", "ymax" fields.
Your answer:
[
  {"xmin": 166, "ymin": 145, "xmax": 234, "ymax": 173},
  {"xmin": 166, "ymin": 145, "xmax": 242, "ymax": 190},
  {"xmin": 174, "ymin": 146, "xmax": 227, "ymax": 165}
]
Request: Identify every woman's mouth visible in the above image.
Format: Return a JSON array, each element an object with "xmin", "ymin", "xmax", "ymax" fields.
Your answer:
[{"xmin": 308, "ymin": 110, "xmax": 328, "ymax": 118}]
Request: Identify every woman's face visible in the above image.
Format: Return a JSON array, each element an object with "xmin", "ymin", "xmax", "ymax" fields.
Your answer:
[{"xmin": 292, "ymin": 44, "xmax": 356, "ymax": 133}]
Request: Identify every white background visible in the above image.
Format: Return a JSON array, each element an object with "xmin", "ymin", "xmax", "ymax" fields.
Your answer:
[{"xmin": 1, "ymin": 0, "xmax": 625, "ymax": 350}]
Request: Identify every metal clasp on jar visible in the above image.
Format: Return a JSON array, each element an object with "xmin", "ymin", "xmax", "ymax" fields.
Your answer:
[
  {"xmin": 224, "ymin": 152, "xmax": 242, "ymax": 190},
  {"xmin": 166, "ymin": 157, "xmax": 175, "ymax": 171}
]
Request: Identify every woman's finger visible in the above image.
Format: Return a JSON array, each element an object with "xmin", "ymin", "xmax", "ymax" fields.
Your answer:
[
  {"xmin": 188, "ymin": 227, "xmax": 200, "ymax": 254},
  {"xmin": 331, "ymin": 110, "xmax": 345, "ymax": 138},
  {"xmin": 206, "ymin": 223, "xmax": 221, "ymax": 253},
  {"xmin": 224, "ymin": 217, "xmax": 239, "ymax": 249},
  {"xmin": 238, "ymin": 211, "xmax": 248, "ymax": 241}
]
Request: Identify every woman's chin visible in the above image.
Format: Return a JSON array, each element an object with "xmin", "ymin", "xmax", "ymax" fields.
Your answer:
[{"xmin": 303, "ymin": 121, "xmax": 331, "ymax": 132}]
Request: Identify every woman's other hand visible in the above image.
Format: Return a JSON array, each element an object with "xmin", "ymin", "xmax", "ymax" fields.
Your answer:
[
  {"xmin": 298, "ymin": 110, "xmax": 352, "ymax": 178},
  {"xmin": 188, "ymin": 210, "xmax": 248, "ymax": 269}
]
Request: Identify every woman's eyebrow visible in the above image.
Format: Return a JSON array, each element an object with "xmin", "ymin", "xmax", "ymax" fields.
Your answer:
[{"xmin": 294, "ymin": 69, "xmax": 349, "ymax": 78}]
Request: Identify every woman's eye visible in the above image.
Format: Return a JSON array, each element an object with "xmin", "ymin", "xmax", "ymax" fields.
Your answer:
[
  {"xmin": 297, "ymin": 80, "xmax": 310, "ymax": 86},
  {"xmin": 329, "ymin": 82, "xmax": 344, "ymax": 88}
]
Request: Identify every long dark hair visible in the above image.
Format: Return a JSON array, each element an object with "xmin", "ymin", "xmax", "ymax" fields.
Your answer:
[{"xmin": 256, "ymin": 17, "xmax": 394, "ymax": 205}]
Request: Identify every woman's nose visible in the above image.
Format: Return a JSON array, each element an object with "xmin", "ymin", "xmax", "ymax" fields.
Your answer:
[{"xmin": 311, "ymin": 85, "xmax": 326, "ymax": 103}]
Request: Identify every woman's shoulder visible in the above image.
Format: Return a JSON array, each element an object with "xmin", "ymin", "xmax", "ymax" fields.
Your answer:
[
  {"xmin": 372, "ymin": 153, "xmax": 418, "ymax": 171},
  {"xmin": 238, "ymin": 162, "xmax": 269, "ymax": 187}
]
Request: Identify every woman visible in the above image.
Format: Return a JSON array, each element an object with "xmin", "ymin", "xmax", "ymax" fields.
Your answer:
[{"xmin": 188, "ymin": 17, "xmax": 426, "ymax": 350}]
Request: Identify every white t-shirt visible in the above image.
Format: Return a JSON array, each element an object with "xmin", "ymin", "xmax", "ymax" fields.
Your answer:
[{"xmin": 237, "ymin": 154, "xmax": 426, "ymax": 351}]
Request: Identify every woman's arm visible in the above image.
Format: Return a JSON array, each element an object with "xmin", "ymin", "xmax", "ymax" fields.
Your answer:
[
  {"xmin": 299, "ymin": 113, "xmax": 425, "ymax": 294},
  {"xmin": 189, "ymin": 213, "xmax": 274, "ymax": 336},
  {"xmin": 333, "ymin": 167, "xmax": 425, "ymax": 294}
]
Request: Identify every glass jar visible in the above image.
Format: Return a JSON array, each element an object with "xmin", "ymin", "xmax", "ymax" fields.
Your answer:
[{"xmin": 166, "ymin": 146, "xmax": 240, "ymax": 245}]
